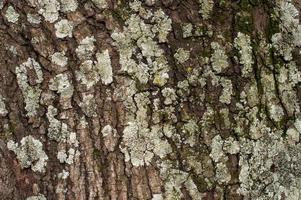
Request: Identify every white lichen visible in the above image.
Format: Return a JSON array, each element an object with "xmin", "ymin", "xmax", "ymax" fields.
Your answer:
[
  {"xmin": 0, "ymin": 95, "xmax": 8, "ymax": 116},
  {"xmin": 51, "ymin": 51, "xmax": 68, "ymax": 67},
  {"xmin": 151, "ymin": 9, "xmax": 172, "ymax": 43},
  {"xmin": 198, "ymin": 0, "xmax": 214, "ymax": 19},
  {"xmin": 210, "ymin": 42, "xmax": 229, "ymax": 73},
  {"xmin": 36, "ymin": 0, "xmax": 60, "ymax": 23},
  {"xmin": 75, "ymin": 60, "xmax": 100, "ymax": 89},
  {"xmin": 101, "ymin": 125, "xmax": 117, "ymax": 151},
  {"xmin": 162, "ymin": 88, "xmax": 177, "ymax": 105},
  {"xmin": 219, "ymin": 78, "xmax": 233, "ymax": 104},
  {"xmin": 151, "ymin": 194, "xmax": 163, "ymax": 200},
  {"xmin": 174, "ymin": 48, "xmax": 190, "ymax": 64},
  {"xmin": 92, "ymin": 0, "xmax": 108, "ymax": 9},
  {"xmin": 58, "ymin": 169, "xmax": 69, "ymax": 179},
  {"xmin": 15, "ymin": 58, "xmax": 43, "ymax": 117},
  {"xmin": 60, "ymin": 0, "xmax": 78, "ymax": 12},
  {"xmin": 182, "ymin": 23, "xmax": 193, "ymax": 38},
  {"xmin": 111, "ymin": 10, "xmax": 171, "ymax": 86},
  {"xmin": 234, "ymin": 32, "xmax": 254, "ymax": 77},
  {"xmin": 57, "ymin": 148, "xmax": 79, "ymax": 165},
  {"xmin": 46, "ymin": 105, "xmax": 78, "ymax": 145},
  {"xmin": 26, "ymin": 194, "xmax": 47, "ymax": 200},
  {"xmin": 269, "ymin": 104, "xmax": 284, "ymax": 122},
  {"xmin": 79, "ymin": 93, "xmax": 96, "ymax": 117},
  {"xmin": 54, "ymin": 19, "xmax": 73, "ymax": 38},
  {"xmin": 272, "ymin": 0, "xmax": 301, "ymax": 61},
  {"xmin": 5, "ymin": 6, "xmax": 19, "ymax": 23},
  {"xmin": 95, "ymin": 49, "xmax": 113, "ymax": 85},
  {"xmin": 27, "ymin": 13, "xmax": 41, "ymax": 24},
  {"xmin": 7, "ymin": 136, "xmax": 48, "ymax": 173},
  {"xmin": 49, "ymin": 73, "xmax": 74, "ymax": 99},
  {"xmin": 75, "ymin": 36, "xmax": 96, "ymax": 60}
]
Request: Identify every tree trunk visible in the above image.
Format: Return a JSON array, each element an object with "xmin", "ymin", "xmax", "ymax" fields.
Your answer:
[{"xmin": 1, "ymin": 0, "xmax": 301, "ymax": 199}]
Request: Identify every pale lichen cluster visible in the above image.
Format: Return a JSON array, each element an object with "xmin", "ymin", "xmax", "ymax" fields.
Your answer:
[
  {"xmin": 26, "ymin": 194, "xmax": 47, "ymax": 200},
  {"xmin": 15, "ymin": 58, "xmax": 43, "ymax": 117},
  {"xmin": 111, "ymin": 2, "xmax": 171, "ymax": 86},
  {"xmin": 7, "ymin": 136, "xmax": 48, "ymax": 173},
  {"xmin": 4, "ymin": 0, "xmax": 301, "ymax": 199}
]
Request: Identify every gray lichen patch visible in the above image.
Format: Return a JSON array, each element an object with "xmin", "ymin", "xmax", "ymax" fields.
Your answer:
[
  {"xmin": 210, "ymin": 42, "xmax": 229, "ymax": 73},
  {"xmin": 46, "ymin": 105, "xmax": 78, "ymax": 144},
  {"xmin": 101, "ymin": 125, "xmax": 118, "ymax": 152},
  {"xmin": 120, "ymin": 91, "xmax": 172, "ymax": 167},
  {"xmin": 272, "ymin": 0, "xmax": 301, "ymax": 61},
  {"xmin": 111, "ymin": 7, "xmax": 171, "ymax": 86},
  {"xmin": 75, "ymin": 36, "xmax": 96, "ymax": 60},
  {"xmin": 51, "ymin": 52, "xmax": 68, "ymax": 67},
  {"xmin": 58, "ymin": 169, "xmax": 69, "ymax": 179},
  {"xmin": 174, "ymin": 48, "xmax": 190, "ymax": 64},
  {"xmin": 92, "ymin": 0, "xmax": 108, "ymax": 9},
  {"xmin": 219, "ymin": 78, "xmax": 233, "ymax": 105},
  {"xmin": 79, "ymin": 93, "xmax": 96, "ymax": 117},
  {"xmin": 49, "ymin": 73, "xmax": 74, "ymax": 103},
  {"xmin": 54, "ymin": 19, "xmax": 73, "ymax": 38},
  {"xmin": 198, "ymin": 0, "xmax": 214, "ymax": 19},
  {"xmin": 15, "ymin": 58, "xmax": 43, "ymax": 117},
  {"xmin": 161, "ymin": 88, "xmax": 177, "ymax": 105},
  {"xmin": 151, "ymin": 194, "xmax": 163, "ymax": 200},
  {"xmin": 95, "ymin": 49, "xmax": 113, "ymax": 85},
  {"xmin": 7, "ymin": 136, "xmax": 48, "ymax": 173},
  {"xmin": 37, "ymin": 0, "xmax": 60, "ymax": 23},
  {"xmin": 27, "ymin": 13, "xmax": 41, "ymax": 24},
  {"xmin": 26, "ymin": 194, "xmax": 47, "ymax": 200},
  {"xmin": 234, "ymin": 32, "xmax": 253, "ymax": 77},
  {"xmin": 75, "ymin": 60, "xmax": 100, "ymax": 89},
  {"xmin": 0, "ymin": 95, "xmax": 8, "ymax": 116},
  {"xmin": 5, "ymin": 6, "xmax": 19, "ymax": 23},
  {"xmin": 60, "ymin": 0, "xmax": 78, "ymax": 12},
  {"xmin": 57, "ymin": 148, "xmax": 79, "ymax": 165},
  {"xmin": 237, "ymin": 131, "xmax": 301, "ymax": 199}
]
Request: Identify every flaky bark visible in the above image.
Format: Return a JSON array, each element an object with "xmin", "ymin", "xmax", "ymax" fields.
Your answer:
[{"xmin": 1, "ymin": 0, "xmax": 301, "ymax": 199}]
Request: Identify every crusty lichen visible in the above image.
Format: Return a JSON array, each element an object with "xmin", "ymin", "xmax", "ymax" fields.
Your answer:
[
  {"xmin": 27, "ymin": 13, "xmax": 41, "ymax": 24},
  {"xmin": 15, "ymin": 58, "xmax": 43, "ymax": 117},
  {"xmin": 79, "ymin": 93, "xmax": 96, "ymax": 117},
  {"xmin": 49, "ymin": 72, "xmax": 74, "ymax": 109},
  {"xmin": 26, "ymin": 194, "xmax": 47, "ymax": 200},
  {"xmin": 210, "ymin": 42, "xmax": 229, "ymax": 73},
  {"xmin": 54, "ymin": 19, "xmax": 73, "ymax": 38},
  {"xmin": 57, "ymin": 148, "xmax": 79, "ymax": 165},
  {"xmin": 60, "ymin": 0, "xmax": 78, "ymax": 12},
  {"xmin": 5, "ymin": 6, "xmax": 19, "ymax": 23},
  {"xmin": 27, "ymin": 0, "xmax": 60, "ymax": 23},
  {"xmin": 7, "ymin": 136, "xmax": 48, "ymax": 173},
  {"xmin": 75, "ymin": 36, "xmax": 96, "ymax": 60},
  {"xmin": 0, "ymin": 95, "xmax": 8, "ymax": 116},
  {"xmin": 272, "ymin": 0, "xmax": 301, "ymax": 61},
  {"xmin": 95, "ymin": 49, "xmax": 113, "ymax": 85},
  {"xmin": 120, "ymin": 91, "xmax": 172, "ymax": 167},
  {"xmin": 174, "ymin": 48, "xmax": 190, "ymax": 64},
  {"xmin": 234, "ymin": 32, "xmax": 253, "ymax": 77},
  {"xmin": 92, "ymin": 0, "xmax": 108, "ymax": 9},
  {"xmin": 51, "ymin": 51, "xmax": 68, "ymax": 67},
  {"xmin": 198, "ymin": 0, "xmax": 214, "ymax": 19},
  {"xmin": 111, "ymin": 7, "xmax": 171, "ymax": 86}
]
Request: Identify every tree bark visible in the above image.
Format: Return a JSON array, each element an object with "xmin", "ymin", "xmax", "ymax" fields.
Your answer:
[{"xmin": 1, "ymin": 0, "xmax": 301, "ymax": 199}]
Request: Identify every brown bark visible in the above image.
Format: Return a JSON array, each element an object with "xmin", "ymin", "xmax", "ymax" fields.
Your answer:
[{"xmin": 1, "ymin": 0, "xmax": 301, "ymax": 200}]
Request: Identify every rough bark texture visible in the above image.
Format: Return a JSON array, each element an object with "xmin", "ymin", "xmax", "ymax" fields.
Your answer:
[{"xmin": 1, "ymin": 0, "xmax": 301, "ymax": 199}]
